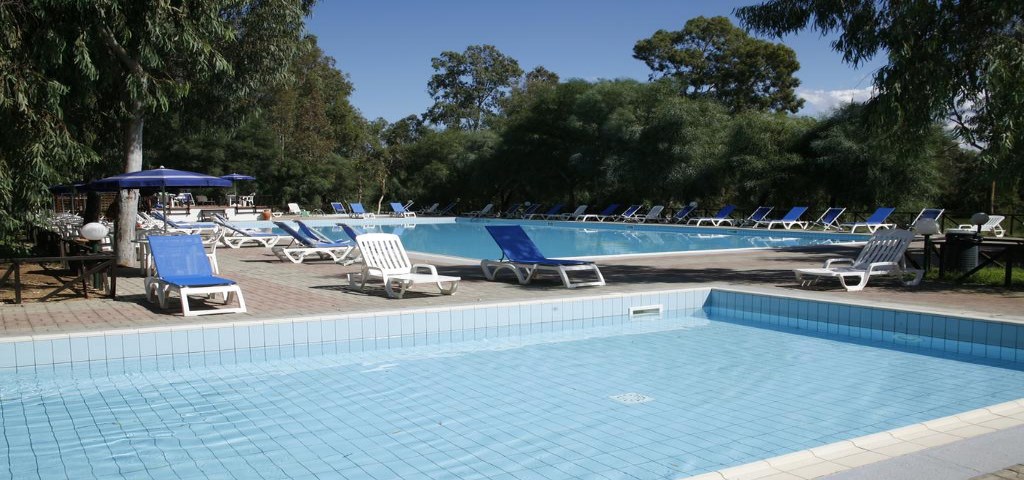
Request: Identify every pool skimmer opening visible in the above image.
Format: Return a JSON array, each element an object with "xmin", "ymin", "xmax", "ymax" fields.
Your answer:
[
  {"xmin": 610, "ymin": 393, "xmax": 654, "ymax": 405},
  {"xmin": 629, "ymin": 305, "xmax": 663, "ymax": 318}
]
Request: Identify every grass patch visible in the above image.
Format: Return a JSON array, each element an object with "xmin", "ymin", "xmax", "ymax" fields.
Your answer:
[{"xmin": 924, "ymin": 266, "xmax": 1024, "ymax": 288}]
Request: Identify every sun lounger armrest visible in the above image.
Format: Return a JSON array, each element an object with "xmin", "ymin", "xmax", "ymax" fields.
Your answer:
[
  {"xmin": 866, "ymin": 261, "xmax": 901, "ymax": 273},
  {"xmin": 412, "ymin": 264, "xmax": 438, "ymax": 275},
  {"xmin": 823, "ymin": 258, "xmax": 855, "ymax": 268}
]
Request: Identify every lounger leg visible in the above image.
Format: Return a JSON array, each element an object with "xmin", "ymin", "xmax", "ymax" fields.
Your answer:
[
  {"xmin": 437, "ymin": 280, "xmax": 459, "ymax": 295},
  {"xmin": 902, "ymin": 269, "xmax": 924, "ymax": 287},
  {"xmin": 838, "ymin": 274, "xmax": 868, "ymax": 292},
  {"xmin": 558, "ymin": 267, "xmax": 574, "ymax": 288}
]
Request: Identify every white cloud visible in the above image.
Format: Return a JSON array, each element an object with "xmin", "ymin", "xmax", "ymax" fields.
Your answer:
[{"xmin": 798, "ymin": 87, "xmax": 875, "ymax": 115}]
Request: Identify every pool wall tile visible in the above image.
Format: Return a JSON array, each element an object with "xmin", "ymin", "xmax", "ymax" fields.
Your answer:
[
  {"xmin": 3, "ymin": 287, "xmax": 1021, "ymax": 370},
  {"xmin": 705, "ymin": 290, "xmax": 1024, "ymax": 364}
]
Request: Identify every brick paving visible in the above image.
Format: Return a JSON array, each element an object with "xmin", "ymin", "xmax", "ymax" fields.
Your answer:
[{"xmin": 1, "ymin": 242, "xmax": 1022, "ymax": 338}]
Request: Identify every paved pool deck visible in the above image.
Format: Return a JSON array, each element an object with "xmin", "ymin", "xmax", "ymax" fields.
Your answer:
[{"xmin": 1, "ymin": 241, "xmax": 1021, "ymax": 337}]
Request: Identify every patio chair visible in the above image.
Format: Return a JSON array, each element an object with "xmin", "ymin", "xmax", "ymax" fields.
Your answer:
[
  {"xmin": 956, "ymin": 215, "xmax": 1006, "ymax": 237},
  {"xmin": 144, "ymin": 235, "xmax": 246, "ymax": 316},
  {"xmin": 348, "ymin": 202, "xmax": 376, "ymax": 219},
  {"xmin": 390, "ymin": 202, "xmax": 417, "ymax": 218},
  {"xmin": 577, "ymin": 204, "xmax": 620, "ymax": 222},
  {"xmin": 841, "ymin": 207, "xmax": 896, "ymax": 233},
  {"xmin": 465, "ymin": 203, "xmax": 493, "ymax": 217},
  {"xmin": 330, "ymin": 202, "xmax": 348, "ymax": 215},
  {"xmin": 624, "ymin": 205, "xmax": 664, "ymax": 223},
  {"xmin": 732, "ymin": 206, "xmax": 774, "ymax": 227},
  {"xmin": 212, "ymin": 214, "xmax": 282, "ymax": 249},
  {"xmin": 687, "ymin": 205, "xmax": 737, "ymax": 226},
  {"xmin": 527, "ymin": 203, "xmax": 563, "ymax": 219},
  {"xmin": 794, "ymin": 229, "xmax": 923, "ymax": 291},
  {"xmin": 665, "ymin": 204, "xmax": 697, "ymax": 223},
  {"xmin": 611, "ymin": 204, "xmax": 643, "ymax": 222},
  {"xmin": 286, "ymin": 202, "xmax": 323, "ymax": 216},
  {"xmin": 272, "ymin": 221, "xmax": 357, "ymax": 264},
  {"xmin": 481, "ymin": 225, "xmax": 605, "ymax": 288},
  {"xmin": 754, "ymin": 206, "xmax": 809, "ymax": 230},
  {"xmin": 348, "ymin": 232, "xmax": 460, "ymax": 298},
  {"xmin": 811, "ymin": 207, "xmax": 846, "ymax": 230}
]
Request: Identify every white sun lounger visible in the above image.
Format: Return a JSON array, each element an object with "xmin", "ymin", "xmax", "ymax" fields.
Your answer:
[
  {"xmin": 348, "ymin": 233, "xmax": 460, "ymax": 298},
  {"xmin": 794, "ymin": 229, "xmax": 923, "ymax": 291},
  {"xmin": 955, "ymin": 215, "xmax": 1006, "ymax": 237}
]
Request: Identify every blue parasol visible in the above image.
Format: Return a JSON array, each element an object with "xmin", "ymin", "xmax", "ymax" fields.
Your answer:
[
  {"xmin": 220, "ymin": 173, "xmax": 256, "ymax": 204},
  {"xmin": 90, "ymin": 166, "xmax": 232, "ymax": 230}
]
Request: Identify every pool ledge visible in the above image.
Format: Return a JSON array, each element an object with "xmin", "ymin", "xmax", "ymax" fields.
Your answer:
[{"xmin": 681, "ymin": 398, "xmax": 1024, "ymax": 480}]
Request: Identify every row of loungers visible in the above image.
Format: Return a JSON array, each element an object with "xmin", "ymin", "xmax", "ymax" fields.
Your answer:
[
  {"xmin": 143, "ymin": 219, "xmax": 604, "ymax": 316},
  {"xmin": 460, "ymin": 203, "xmax": 954, "ymax": 232}
]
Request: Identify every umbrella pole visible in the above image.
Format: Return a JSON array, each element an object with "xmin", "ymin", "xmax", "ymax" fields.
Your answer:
[{"xmin": 162, "ymin": 186, "xmax": 168, "ymax": 232}]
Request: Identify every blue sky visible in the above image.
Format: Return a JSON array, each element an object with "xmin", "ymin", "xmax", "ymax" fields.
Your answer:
[{"xmin": 306, "ymin": 0, "xmax": 883, "ymax": 122}]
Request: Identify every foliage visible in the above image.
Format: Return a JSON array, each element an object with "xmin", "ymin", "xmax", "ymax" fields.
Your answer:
[
  {"xmin": 736, "ymin": 0, "xmax": 1024, "ymax": 171},
  {"xmin": 426, "ymin": 44, "xmax": 524, "ymax": 130},
  {"xmin": 633, "ymin": 16, "xmax": 804, "ymax": 113},
  {"xmin": 796, "ymin": 104, "xmax": 955, "ymax": 209},
  {"xmin": 0, "ymin": 0, "xmax": 313, "ymax": 262}
]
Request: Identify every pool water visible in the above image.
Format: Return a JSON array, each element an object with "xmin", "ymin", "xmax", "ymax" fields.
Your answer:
[
  {"xmin": 3, "ymin": 309, "xmax": 1022, "ymax": 479},
  {"xmin": 293, "ymin": 220, "xmax": 862, "ymax": 259}
]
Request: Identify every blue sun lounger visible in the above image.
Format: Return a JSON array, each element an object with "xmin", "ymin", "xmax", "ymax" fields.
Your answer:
[
  {"xmin": 348, "ymin": 202, "xmax": 376, "ymax": 219},
  {"xmin": 480, "ymin": 225, "xmax": 605, "ymax": 288},
  {"xmin": 212, "ymin": 214, "xmax": 282, "ymax": 248},
  {"xmin": 841, "ymin": 207, "xmax": 896, "ymax": 233},
  {"xmin": 527, "ymin": 203, "xmax": 564, "ymax": 219},
  {"xmin": 330, "ymin": 202, "xmax": 348, "ymax": 215},
  {"xmin": 666, "ymin": 204, "xmax": 697, "ymax": 223},
  {"xmin": 144, "ymin": 235, "xmax": 246, "ymax": 316},
  {"xmin": 734, "ymin": 206, "xmax": 774, "ymax": 227},
  {"xmin": 577, "ymin": 203, "xmax": 620, "ymax": 222},
  {"xmin": 272, "ymin": 221, "xmax": 357, "ymax": 264},
  {"xmin": 811, "ymin": 207, "xmax": 846, "ymax": 230},
  {"xmin": 687, "ymin": 205, "xmax": 737, "ymax": 226},
  {"xmin": 390, "ymin": 202, "xmax": 417, "ymax": 218},
  {"xmin": 517, "ymin": 203, "xmax": 543, "ymax": 218},
  {"xmin": 754, "ymin": 206, "xmax": 809, "ymax": 230}
]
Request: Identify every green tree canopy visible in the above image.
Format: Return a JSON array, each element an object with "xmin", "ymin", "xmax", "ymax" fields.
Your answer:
[
  {"xmin": 736, "ymin": 0, "xmax": 1024, "ymax": 173},
  {"xmin": 426, "ymin": 44, "xmax": 524, "ymax": 130},
  {"xmin": 1, "ymin": 0, "xmax": 313, "ymax": 262},
  {"xmin": 633, "ymin": 16, "xmax": 804, "ymax": 113}
]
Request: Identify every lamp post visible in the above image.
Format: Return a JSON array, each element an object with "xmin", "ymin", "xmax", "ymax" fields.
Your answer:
[
  {"xmin": 914, "ymin": 218, "xmax": 940, "ymax": 273},
  {"xmin": 80, "ymin": 222, "xmax": 109, "ymax": 289}
]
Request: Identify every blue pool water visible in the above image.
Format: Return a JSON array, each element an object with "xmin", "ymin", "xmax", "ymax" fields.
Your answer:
[
  {"xmin": 3, "ymin": 308, "xmax": 1022, "ymax": 479},
  {"xmin": 288, "ymin": 219, "xmax": 863, "ymax": 259}
]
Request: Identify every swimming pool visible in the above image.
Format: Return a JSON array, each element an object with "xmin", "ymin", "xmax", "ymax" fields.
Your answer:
[
  {"xmin": 2, "ymin": 289, "xmax": 1022, "ymax": 479},
  {"xmin": 281, "ymin": 218, "xmax": 865, "ymax": 259}
]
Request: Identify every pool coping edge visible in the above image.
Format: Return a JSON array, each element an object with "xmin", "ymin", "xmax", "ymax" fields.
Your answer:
[{"xmin": 679, "ymin": 399, "xmax": 1024, "ymax": 480}]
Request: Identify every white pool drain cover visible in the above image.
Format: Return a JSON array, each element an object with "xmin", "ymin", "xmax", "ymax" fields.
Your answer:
[{"xmin": 610, "ymin": 393, "xmax": 653, "ymax": 405}]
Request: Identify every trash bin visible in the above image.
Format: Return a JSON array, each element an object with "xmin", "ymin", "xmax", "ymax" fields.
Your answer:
[{"xmin": 945, "ymin": 231, "xmax": 981, "ymax": 271}]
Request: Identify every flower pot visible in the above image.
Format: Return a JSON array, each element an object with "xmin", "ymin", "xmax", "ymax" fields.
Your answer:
[{"xmin": 261, "ymin": 209, "xmax": 272, "ymax": 221}]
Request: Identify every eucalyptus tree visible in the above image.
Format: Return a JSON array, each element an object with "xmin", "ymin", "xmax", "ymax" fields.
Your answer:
[
  {"xmin": 1, "ymin": 0, "xmax": 312, "ymax": 263},
  {"xmin": 633, "ymin": 16, "xmax": 804, "ymax": 113},
  {"xmin": 426, "ymin": 44, "xmax": 524, "ymax": 130},
  {"xmin": 736, "ymin": 0, "xmax": 1024, "ymax": 209}
]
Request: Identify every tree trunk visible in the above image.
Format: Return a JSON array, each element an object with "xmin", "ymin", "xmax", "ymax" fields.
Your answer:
[
  {"xmin": 115, "ymin": 103, "xmax": 144, "ymax": 267},
  {"xmin": 377, "ymin": 175, "xmax": 387, "ymax": 215}
]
